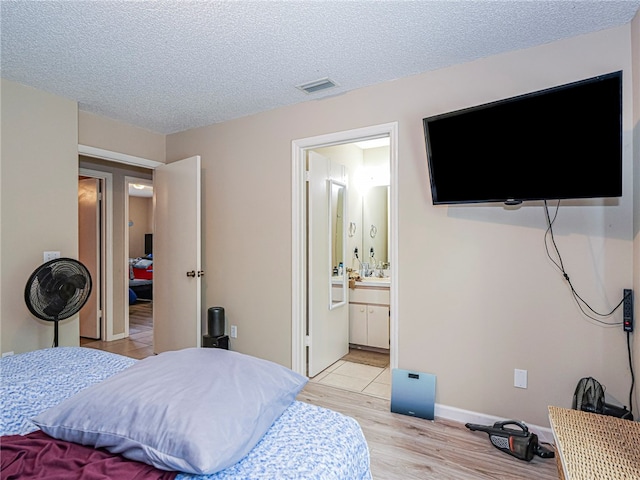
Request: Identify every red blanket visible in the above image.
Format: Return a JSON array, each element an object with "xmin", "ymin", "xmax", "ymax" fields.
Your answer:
[{"xmin": 1, "ymin": 431, "xmax": 177, "ymax": 480}]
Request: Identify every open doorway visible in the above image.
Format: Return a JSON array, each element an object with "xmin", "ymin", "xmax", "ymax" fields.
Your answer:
[
  {"xmin": 78, "ymin": 175, "xmax": 155, "ymax": 358},
  {"xmin": 78, "ymin": 150, "xmax": 157, "ymax": 359},
  {"xmin": 291, "ymin": 122, "xmax": 398, "ymax": 400},
  {"xmin": 310, "ymin": 139, "xmax": 391, "ymax": 395},
  {"xmin": 125, "ymin": 177, "xmax": 154, "ymax": 352}
]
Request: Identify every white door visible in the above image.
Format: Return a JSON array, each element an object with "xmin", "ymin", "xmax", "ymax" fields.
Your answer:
[
  {"xmin": 78, "ymin": 177, "xmax": 101, "ymax": 339},
  {"xmin": 153, "ymin": 156, "xmax": 202, "ymax": 353},
  {"xmin": 308, "ymin": 151, "xmax": 349, "ymax": 377}
]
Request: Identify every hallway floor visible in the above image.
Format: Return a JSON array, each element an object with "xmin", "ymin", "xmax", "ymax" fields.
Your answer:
[{"xmin": 80, "ymin": 300, "xmax": 154, "ymax": 360}]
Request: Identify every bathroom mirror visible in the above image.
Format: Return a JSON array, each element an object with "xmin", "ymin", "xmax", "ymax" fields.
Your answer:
[
  {"xmin": 329, "ymin": 179, "xmax": 347, "ymax": 309},
  {"xmin": 362, "ymin": 185, "xmax": 389, "ymax": 266}
]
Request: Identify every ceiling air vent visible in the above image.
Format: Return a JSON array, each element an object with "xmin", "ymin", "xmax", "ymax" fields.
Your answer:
[{"xmin": 296, "ymin": 77, "xmax": 338, "ymax": 94}]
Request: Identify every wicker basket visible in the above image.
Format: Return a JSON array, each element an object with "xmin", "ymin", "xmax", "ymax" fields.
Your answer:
[{"xmin": 548, "ymin": 406, "xmax": 640, "ymax": 480}]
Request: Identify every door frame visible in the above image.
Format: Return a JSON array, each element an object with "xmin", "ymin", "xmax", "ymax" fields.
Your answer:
[
  {"xmin": 291, "ymin": 122, "xmax": 399, "ymax": 377},
  {"xmin": 79, "ymin": 145, "xmax": 162, "ymax": 340},
  {"xmin": 78, "ymin": 168, "xmax": 112, "ymax": 340}
]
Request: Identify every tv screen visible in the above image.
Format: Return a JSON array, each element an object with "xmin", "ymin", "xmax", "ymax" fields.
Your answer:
[
  {"xmin": 423, "ymin": 71, "xmax": 622, "ymax": 205},
  {"xmin": 144, "ymin": 233, "xmax": 153, "ymax": 256}
]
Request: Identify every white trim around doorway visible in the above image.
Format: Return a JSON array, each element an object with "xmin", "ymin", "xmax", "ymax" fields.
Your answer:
[
  {"xmin": 291, "ymin": 122, "xmax": 399, "ymax": 377},
  {"xmin": 79, "ymin": 145, "xmax": 163, "ymax": 169}
]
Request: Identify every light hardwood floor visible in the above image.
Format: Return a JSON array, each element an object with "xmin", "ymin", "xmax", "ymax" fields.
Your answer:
[
  {"xmin": 80, "ymin": 301, "xmax": 154, "ymax": 359},
  {"xmin": 298, "ymin": 383, "xmax": 559, "ymax": 480}
]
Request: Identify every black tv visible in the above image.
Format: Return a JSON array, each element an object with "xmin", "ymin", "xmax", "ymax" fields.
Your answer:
[
  {"xmin": 423, "ymin": 71, "xmax": 622, "ymax": 205},
  {"xmin": 144, "ymin": 233, "xmax": 153, "ymax": 256}
]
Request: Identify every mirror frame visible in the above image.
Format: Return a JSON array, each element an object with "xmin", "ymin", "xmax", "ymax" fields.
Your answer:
[{"xmin": 328, "ymin": 178, "xmax": 347, "ymax": 310}]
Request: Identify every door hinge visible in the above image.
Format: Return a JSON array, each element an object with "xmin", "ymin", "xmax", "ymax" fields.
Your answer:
[
  {"xmin": 305, "ymin": 170, "xmax": 311, "ymax": 182},
  {"xmin": 304, "ymin": 335, "xmax": 311, "ymax": 347}
]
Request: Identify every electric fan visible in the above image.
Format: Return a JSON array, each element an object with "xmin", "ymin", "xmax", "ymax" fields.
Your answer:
[
  {"xmin": 572, "ymin": 376, "xmax": 634, "ymax": 420},
  {"xmin": 572, "ymin": 377, "xmax": 605, "ymax": 414},
  {"xmin": 24, "ymin": 257, "xmax": 92, "ymax": 347}
]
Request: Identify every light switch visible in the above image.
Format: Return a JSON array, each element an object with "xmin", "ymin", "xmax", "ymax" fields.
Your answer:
[{"xmin": 514, "ymin": 369, "xmax": 528, "ymax": 389}]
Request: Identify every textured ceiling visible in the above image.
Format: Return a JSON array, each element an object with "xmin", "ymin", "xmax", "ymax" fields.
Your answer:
[{"xmin": 2, "ymin": 1, "xmax": 639, "ymax": 135}]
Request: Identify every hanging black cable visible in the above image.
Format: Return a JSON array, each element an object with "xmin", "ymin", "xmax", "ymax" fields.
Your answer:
[
  {"xmin": 543, "ymin": 200, "xmax": 624, "ymax": 325},
  {"xmin": 628, "ymin": 332, "xmax": 635, "ymax": 415}
]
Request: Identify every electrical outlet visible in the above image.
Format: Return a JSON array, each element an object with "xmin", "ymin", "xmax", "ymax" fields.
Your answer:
[
  {"xmin": 514, "ymin": 369, "xmax": 528, "ymax": 389},
  {"xmin": 623, "ymin": 289, "xmax": 633, "ymax": 332},
  {"xmin": 230, "ymin": 325, "xmax": 237, "ymax": 338},
  {"xmin": 43, "ymin": 251, "xmax": 60, "ymax": 262}
]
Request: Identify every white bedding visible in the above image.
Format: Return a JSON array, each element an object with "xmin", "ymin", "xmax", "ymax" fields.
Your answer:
[{"xmin": 0, "ymin": 347, "xmax": 372, "ymax": 479}]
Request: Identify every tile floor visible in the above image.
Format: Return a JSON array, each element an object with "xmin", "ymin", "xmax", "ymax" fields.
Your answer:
[{"xmin": 310, "ymin": 358, "xmax": 391, "ymax": 400}]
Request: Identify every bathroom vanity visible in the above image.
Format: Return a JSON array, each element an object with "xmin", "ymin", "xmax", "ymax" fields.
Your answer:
[{"xmin": 348, "ymin": 279, "xmax": 390, "ymax": 350}]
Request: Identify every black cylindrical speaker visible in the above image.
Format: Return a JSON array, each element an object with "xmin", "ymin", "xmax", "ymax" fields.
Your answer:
[{"xmin": 207, "ymin": 306, "xmax": 225, "ymax": 337}]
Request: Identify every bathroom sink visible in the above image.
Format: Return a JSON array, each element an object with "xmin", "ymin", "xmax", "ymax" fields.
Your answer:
[{"xmin": 356, "ymin": 277, "xmax": 390, "ymax": 285}]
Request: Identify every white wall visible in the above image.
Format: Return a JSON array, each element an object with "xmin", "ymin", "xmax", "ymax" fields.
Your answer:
[
  {"xmin": 79, "ymin": 111, "xmax": 165, "ymax": 163},
  {"xmin": 167, "ymin": 25, "xmax": 636, "ymax": 426},
  {"xmin": 1, "ymin": 79, "xmax": 79, "ymax": 352}
]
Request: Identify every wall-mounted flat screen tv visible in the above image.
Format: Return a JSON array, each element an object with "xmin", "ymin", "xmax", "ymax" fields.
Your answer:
[
  {"xmin": 144, "ymin": 233, "xmax": 153, "ymax": 256},
  {"xmin": 423, "ymin": 71, "xmax": 622, "ymax": 205}
]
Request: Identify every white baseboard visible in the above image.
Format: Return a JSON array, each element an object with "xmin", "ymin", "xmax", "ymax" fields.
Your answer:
[{"xmin": 434, "ymin": 403, "xmax": 555, "ymax": 445}]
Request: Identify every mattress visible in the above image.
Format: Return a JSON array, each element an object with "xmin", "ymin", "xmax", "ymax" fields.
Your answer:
[
  {"xmin": 129, "ymin": 278, "xmax": 152, "ymax": 300},
  {"xmin": 0, "ymin": 347, "xmax": 372, "ymax": 480}
]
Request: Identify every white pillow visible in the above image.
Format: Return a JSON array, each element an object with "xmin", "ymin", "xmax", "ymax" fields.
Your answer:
[
  {"xmin": 32, "ymin": 348, "xmax": 307, "ymax": 474},
  {"xmin": 133, "ymin": 258, "xmax": 152, "ymax": 269}
]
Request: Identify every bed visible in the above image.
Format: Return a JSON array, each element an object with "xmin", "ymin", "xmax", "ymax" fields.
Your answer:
[
  {"xmin": 1, "ymin": 347, "xmax": 372, "ymax": 479},
  {"xmin": 129, "ymin": 257, "xmax": 153, "ymax": 300}
]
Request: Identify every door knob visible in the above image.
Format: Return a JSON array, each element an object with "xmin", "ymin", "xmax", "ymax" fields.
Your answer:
[
  {"xmin": 197, "ymin": 271, "xmax": 205, "ymax": 277},
  {"xmin": 186, "ymin": 270, "xmax": 196, "ymax": 277}
]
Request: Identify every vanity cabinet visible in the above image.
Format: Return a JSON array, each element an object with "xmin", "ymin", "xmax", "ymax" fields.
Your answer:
[
  {"xmin": 349, "ymin": 304, "xmax": 389, "ymax": 348},
  {"xmin": 348, "ymin": 285, "xmax": 390, "ymax": 350}
]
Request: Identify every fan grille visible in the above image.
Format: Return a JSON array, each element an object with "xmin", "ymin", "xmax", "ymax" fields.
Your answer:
[
  {"xmin": 24, "ymin": 258, "xmax": 92, "ymax": 321},
  {"xmin": 572, "ymin": 377, "xmax": 605, "ymax": 414}
]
